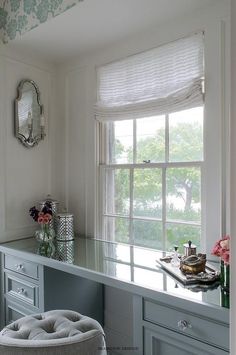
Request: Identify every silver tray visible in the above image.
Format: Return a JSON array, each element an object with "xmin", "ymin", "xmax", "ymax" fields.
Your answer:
[{"xmin": 156, "ymin": 257, "xmax": 220, "ymax": 285}]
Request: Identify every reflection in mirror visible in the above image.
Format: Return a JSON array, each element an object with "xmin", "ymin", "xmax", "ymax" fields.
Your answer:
[{"xmin": 15, "ymin": 79, "xmax": 45, "ymax": 148}]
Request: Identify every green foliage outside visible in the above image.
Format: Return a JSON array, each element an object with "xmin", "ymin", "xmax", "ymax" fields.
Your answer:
[{"xmin": 109, "ymin": 120, "xmax": 202, "ymax": 252}]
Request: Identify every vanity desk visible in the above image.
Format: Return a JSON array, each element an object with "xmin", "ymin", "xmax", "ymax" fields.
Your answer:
[{"xmin": 0, "ymin": 237, "xmax": 229, "ymax": 355}]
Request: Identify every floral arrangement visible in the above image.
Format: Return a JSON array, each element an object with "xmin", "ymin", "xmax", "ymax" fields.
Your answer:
[
  {"xmin": 30, "ymin": 201, "xmax": 55, "ymax": 257},
  {"xmin": 29, "ymin": 201, "xmax": 52, "ymax": 225},
  {"xmin": 211, "ymin": 235, "xmax": 230, "ymax": 264}
]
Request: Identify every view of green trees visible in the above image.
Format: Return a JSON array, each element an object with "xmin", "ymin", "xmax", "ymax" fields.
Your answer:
[{"xmin": 105, "ymin": 115, "xmax": 203, "ymax": 253}]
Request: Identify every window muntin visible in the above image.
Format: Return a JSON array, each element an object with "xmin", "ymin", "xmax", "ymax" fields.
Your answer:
[{"xmin": 99, "ymin": 106, "xmax": 203, "ymax": 253}]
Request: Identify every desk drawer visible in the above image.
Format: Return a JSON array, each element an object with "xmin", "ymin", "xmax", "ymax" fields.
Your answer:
[
  {"xmin": 143, "ymin": 300, "xmax": 229, "ymax": 351},
  {"xmin": 5, "ymin": 273, "xmax": 39, "ymax": 308},
  {"xmin": 5, "ymin": 299, "xmax": 31, "ymax": 325},
  {"xmin": 4, "ymin": 254, "xmax": 39, "ymax": 280}
]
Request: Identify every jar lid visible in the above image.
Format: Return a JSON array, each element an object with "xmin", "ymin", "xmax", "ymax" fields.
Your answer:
[
  {"xmin": 183, "ymin": 241, "xmax": 196, "ymax": 249},
  {"xmin": 39, "ymin": 194, "xmax": 59, "ymax": 205},
  {"xmin": 57, "ymin": 212, "xmax": 74, "ymax": 218}
]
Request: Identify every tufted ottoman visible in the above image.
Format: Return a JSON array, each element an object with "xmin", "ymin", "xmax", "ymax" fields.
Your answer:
[{"xmin": 0, "ymin": 310, "xmax": 107, "ymax": 355}]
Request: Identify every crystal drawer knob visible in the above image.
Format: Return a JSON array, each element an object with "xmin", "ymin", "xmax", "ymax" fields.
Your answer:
[
  {"xmin": 15, "ymin": 264, "xmax": 24, "ymax": 271},
  {"xmin": 177, "ymin": 320, "xmax": 192, "ymax": 331},
  {"xmin": 17, "ymin": 288, "xmax": 26, "ymax": 295}
]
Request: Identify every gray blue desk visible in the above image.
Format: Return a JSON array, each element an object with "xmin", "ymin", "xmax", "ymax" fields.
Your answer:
[{"xmin": 0, "ymin": 237, "xmax": 229, "ymax": 355}]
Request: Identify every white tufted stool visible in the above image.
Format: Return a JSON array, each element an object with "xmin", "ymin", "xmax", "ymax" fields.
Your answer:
[{"xmin": 0, "ymin": 310, "xmax": 107, "ymax": 355}]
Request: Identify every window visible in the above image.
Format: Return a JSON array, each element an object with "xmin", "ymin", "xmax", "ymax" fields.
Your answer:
[{"xmin": 96, "ymin": 34, "xmax": 204, "ymax": 253}]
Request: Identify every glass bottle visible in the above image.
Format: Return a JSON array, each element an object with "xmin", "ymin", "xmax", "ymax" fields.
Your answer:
[{"xmin": 171, "ymin": 246, "xmax": 180, "ymax": 267}]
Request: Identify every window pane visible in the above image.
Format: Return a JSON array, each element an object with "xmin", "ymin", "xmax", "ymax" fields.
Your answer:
[
  {"xmin": 136, "ymin": 116, "xmax": 165, "ymax": 163},
  {"xmin": 108, "ymin": 120, "xmax": 133, "ymax": 164},
  {"xmin": 166, "ymin": 167, "xmax": 201, "ymax": 223},
  {"xmin": 105, "ymin": 169, "xmax": 130, "ymax": 216},
  {"xmin": 104, "ymin": 216, "xmax": 130, "ymax": 244},
  {"xmin": 133, "ymin": 169, "xmax": 162, "ymax": 218},
  {"xmin": 133, "ymin": 219, "xmax": 162, "ymax": 249},
  {"xmin": 166, "ymin": 223, "xmax": 201, "ymax": 253},
  {"xmin": 169, "ymin": 107, "xmax": 203, "ymax": 162}
]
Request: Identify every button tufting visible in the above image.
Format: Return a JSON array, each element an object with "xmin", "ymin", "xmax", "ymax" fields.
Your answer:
[
  {"xmin": 34, "ymin": 315, "xmax": 42, "ymax": 320},
  {"xmin": 1, "ymin": 310, "xmax": 105, "ymax": 341},
  {"xmin": 44, "ymin": 328, "xmax": 55, "ymax": 333},
  {"xmin": 71, "ymin": 317, "xmax": 80, "ymax": 322},
  {"xmin": 0, "ymin": 310, "xmax": 106, "ymax": 355}
]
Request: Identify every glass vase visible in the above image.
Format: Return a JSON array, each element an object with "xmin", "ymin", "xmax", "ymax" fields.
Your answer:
[
  {"xmin": 35, "ymin": 224, "xmax": 55, "ymax": 257},
  {"xmin": 220, "ymin": 259, "xmax": 230, "ymax": 291},
  {"xmin": 221, "ymin": 288, "xmax": 230, "ymax": 309}
]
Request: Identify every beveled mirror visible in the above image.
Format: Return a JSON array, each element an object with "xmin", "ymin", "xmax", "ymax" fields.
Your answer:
[{"xmin": 15, "ymin": 79, "xmax": 45, "ymax": 148}]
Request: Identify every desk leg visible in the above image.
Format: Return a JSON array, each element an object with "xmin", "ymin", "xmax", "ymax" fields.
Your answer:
[{"xmin": 133, "ymin": 295, "xmax": 143, "ymax": 355}]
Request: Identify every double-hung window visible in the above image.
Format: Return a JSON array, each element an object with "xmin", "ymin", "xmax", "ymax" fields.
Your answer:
[{"xmin": 96, "ymin": 33, "xmax": 204, "ymax": 252}]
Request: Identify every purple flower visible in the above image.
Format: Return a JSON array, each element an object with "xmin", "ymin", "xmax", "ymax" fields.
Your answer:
[
  {"xmin": 29, "ymin": 206, "xmax": 39, "ymax": 222},
  {"xmin": 42, "ymin": 201, "xmax": 52, "ymax": 215}
]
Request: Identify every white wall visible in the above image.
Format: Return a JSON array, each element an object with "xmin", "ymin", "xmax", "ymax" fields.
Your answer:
[
  {"xmin": 0, "ymin": 46, "xmax": 60, "ymax": 242},
  {"xmin": 65, "ymin": 67, "xmax": 88, "ymax": 233}
]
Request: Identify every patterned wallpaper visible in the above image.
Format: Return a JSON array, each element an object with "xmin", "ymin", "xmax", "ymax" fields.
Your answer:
[{"xmin": 0, "ymin": 0, "xmax": 83, "ymax": 43}]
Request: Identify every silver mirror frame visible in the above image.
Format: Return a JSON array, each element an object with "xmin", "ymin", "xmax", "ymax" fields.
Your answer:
[{"xmin": 14, "ymin": 79, "xmax": 46, "ymax": 148}]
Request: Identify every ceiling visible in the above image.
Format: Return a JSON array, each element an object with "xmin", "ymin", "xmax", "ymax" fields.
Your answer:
[{"xmin": 5, "ymin": 0, "xmax": 223, "ymax": 64}]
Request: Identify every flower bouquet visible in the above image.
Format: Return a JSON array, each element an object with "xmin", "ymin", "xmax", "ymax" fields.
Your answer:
[
  {"xmin": 212, "ymin": 235, "xmax": 230, "ymax": 292},
  {"xmin": 29, "ymin": 201, "xmax": 55, "ymax": 257}
]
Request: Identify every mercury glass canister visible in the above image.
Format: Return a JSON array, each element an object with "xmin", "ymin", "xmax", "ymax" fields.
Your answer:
[{"xmin": 56, "ymin": 213, "xmax": 74, "ymax": 241}]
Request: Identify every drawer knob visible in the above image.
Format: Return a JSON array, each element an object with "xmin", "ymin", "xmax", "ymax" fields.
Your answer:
[
  {"xmin": 15, "ymin": 264, "xmax": 25, "ymax": 272},
  {"xmin": 17, "ymin": 288, "xmax": 26, "ymax": 295},
  {"xmin": 177, "ymin": 320, "xmax": 192, "ymax": 331}
]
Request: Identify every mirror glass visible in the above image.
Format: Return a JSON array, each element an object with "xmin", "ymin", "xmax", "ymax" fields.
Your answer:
[{"xmin": 15, "ymin": 80, "xmax": 45, "ymax": 148}]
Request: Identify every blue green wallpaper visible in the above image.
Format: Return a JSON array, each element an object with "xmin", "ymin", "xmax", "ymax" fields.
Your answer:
[{"xmin": 0, "ymin": 0, "xmax": 83, "ymax": 43}]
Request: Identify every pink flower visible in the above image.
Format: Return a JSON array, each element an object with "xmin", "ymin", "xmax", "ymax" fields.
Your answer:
[
  {"xmin": 43, "ymin": 216, "xmax": 50, "ymax": 224},
  {"xmin": 212, "ymin": 235, "xmax": 230, "ymax": 265},
  {"xmin": 38, "ymin": 216, "xmax": 44, "ymax": 224},
  {"xmin": 220, "ymin": 237, "xmax": 230, "ymax": 250},
  {"xmin": 44, "ymin": 213, "xmax": 52, "ymax": 220}
]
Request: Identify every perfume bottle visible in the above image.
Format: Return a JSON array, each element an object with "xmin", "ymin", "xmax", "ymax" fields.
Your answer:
[{"xmin": 171, "ymin": 246, "xmax": 180, "ymax": 267}]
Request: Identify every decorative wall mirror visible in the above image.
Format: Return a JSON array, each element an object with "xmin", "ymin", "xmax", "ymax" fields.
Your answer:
[{"xmin": 14, "ymin": 79, "xmax": 45, "ymax": 148}]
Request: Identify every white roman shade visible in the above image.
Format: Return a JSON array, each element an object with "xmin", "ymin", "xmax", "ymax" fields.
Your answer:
[{"xmin": 95, "ymin": 33, "xmax": 204, "ymax": 121}]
